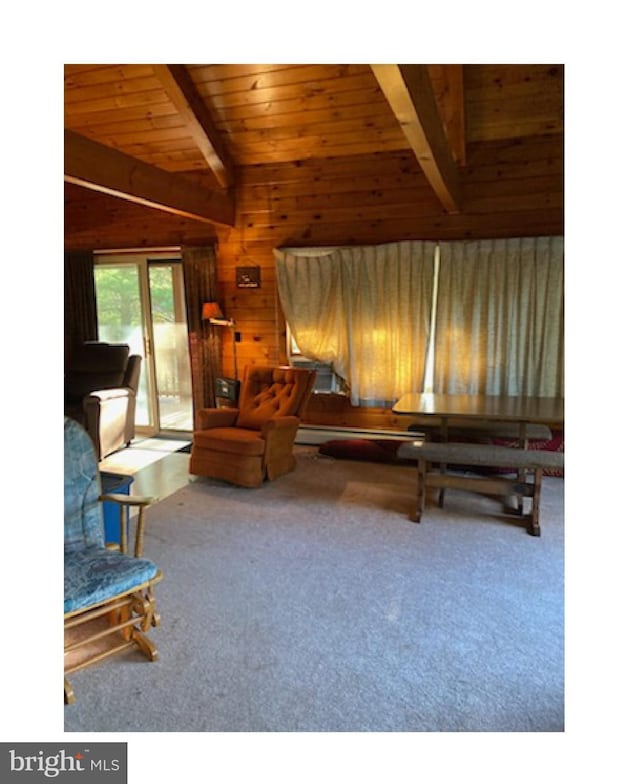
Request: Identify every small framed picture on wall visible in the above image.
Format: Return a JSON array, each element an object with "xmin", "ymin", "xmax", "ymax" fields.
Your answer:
[{"xmin": 236, "ymin": 266, "xmax": 261, "ymax": 288}]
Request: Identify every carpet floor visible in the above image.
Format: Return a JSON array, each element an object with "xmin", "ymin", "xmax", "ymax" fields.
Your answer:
[{"xmin": 64, "ymin": 447, "xmax": 564, "ymax": 732}]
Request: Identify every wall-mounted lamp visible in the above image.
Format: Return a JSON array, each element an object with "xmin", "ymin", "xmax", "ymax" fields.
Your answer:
[
  {"xmin": 202, "ymin": 301, "xmax": 235, "ymax": 327},
  {"xmin": 202, "ymin": 301, "xmax": 239, "ymax": 388}
]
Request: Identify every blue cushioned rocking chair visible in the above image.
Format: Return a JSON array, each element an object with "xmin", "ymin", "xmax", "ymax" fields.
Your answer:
[{"xmin": 64, "ymin": 417, "xmax": 162, "ymax": 704}]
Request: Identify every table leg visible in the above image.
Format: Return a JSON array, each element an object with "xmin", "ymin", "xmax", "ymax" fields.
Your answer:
[
  {"xmin": 410, "ymin": 457, "xmax": 427, "ymax": 523},
  {"xmin": 438, "ymin": 417, "xmax": 448, "ymax": 507},
  {"xmin": 517, "ymin": 421, "xmax": 528, "ymax": 515},
  {"xmin": 528, "ymin": 467, "xmax": 543, "ymax": 536}
]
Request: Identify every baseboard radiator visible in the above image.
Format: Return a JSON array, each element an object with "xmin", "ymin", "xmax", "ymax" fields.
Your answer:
[{"xmin": 296, "ymin": 425, "xmax": 415, "ymax": 446}]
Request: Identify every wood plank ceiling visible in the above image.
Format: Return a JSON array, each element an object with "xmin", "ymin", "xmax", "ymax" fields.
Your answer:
[{"xmin": 64, "ymin": 63, "xmax": 564, "ymax": 236}]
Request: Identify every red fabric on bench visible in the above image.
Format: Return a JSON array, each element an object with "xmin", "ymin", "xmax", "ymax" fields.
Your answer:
[{"xmin": 488, "ymin": 430, "xmax": 564, "ymax": 477}]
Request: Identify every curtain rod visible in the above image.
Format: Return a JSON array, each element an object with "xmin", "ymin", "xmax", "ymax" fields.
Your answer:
[{"xmin": 94, "ymin": 247, "xmax": 181, "ymax": 255}]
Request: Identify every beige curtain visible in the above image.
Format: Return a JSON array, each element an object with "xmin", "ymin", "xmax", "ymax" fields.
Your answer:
[
  {"xmin": 181, "ymin": 245, "xmax": 219, "ymax": 412},
  {"xmin": 64, "ymin": 250, "xmax": 98, "ymax": 363},
  {"xmin": 275, "ymin": 241, "xmax": 436, "ymax": 406},
  {"xmin": 434, "ymin": 236, "xmax": 564, "ymax": 396}
]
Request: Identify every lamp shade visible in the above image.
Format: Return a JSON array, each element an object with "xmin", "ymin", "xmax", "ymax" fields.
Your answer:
[
  {"xmin": 202, "ymin": 301, "xmax": 234, "ymax": 326},
  {"xmin": 202, "ymin": 301, "xmax": 225, "ymax": 321}
]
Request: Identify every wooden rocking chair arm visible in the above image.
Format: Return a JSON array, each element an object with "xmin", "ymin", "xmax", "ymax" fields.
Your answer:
[
  {"xmin": 98, "ymin": 494, "xmax": 155, "ymax": 557},
  {"xmin": 99, "ymin": 493, "xmax": 155, "ymax": 507}
]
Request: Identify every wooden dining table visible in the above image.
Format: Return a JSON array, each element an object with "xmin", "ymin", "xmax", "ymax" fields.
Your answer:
[
  {"xmin": 392, "ymin": 393, "xmax": 564, "ymax": 445},
  {"xmin": 392, "ymin": 393, "xmax": 564, "ymax": 528}
]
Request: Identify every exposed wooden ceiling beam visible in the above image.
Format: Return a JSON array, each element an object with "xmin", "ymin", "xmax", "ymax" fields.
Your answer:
[
  {"xmin": 152, "ymin": 64, "xmax": 235, "ymax": 189},
  {"xmin": 372, "ymin": 64, "xmax": 461, "ymax": 213},
  {"xmin": 428, "ymin": 64, "xmax": 466, "ymax": 166},
  {"xmin": 64, "ymin": 129, "xmax": 235, "ymax": 227}
]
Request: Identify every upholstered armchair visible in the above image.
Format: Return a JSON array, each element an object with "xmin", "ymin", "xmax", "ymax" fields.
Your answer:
[
  {"xmin": 189, "ymin": 365, "xmax": 316, "ymax": 487},
  {"xmin": 64, "ymin": 342, "xmax": 141, "ymax": 459},
  {"xmin": 64, "ymin": 417, "xmax": 162, "ymax": 704}
]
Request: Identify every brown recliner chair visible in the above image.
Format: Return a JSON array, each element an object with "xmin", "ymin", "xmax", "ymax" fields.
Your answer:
[
  {"xmin": 189, "ymin": 365, "xmax": 316, "ymax": 487},
  {"xmin": 64, "ymin": 342, "xmax": 141, "ymax": 460}
]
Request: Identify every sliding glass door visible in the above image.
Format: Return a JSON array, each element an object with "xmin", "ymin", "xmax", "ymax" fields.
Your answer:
[{"xmin": 94, "ymin": 253, "xmax": 193, "ymax": 435}]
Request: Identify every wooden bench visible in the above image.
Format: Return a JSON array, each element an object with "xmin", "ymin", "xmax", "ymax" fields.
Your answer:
[{"xmin": 396, "ymin": 440, "xmax": 564, "ymax": 536}]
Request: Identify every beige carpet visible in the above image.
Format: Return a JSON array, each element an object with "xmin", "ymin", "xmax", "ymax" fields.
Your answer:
[{"xmin": 65, "ymin": 447, "xmax": 564, "ymax": 733}]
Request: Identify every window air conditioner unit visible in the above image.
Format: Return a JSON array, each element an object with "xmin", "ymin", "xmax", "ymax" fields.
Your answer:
[{"xmin": 291, "ymin": 359, "xmax": 339, "ymax": 393}]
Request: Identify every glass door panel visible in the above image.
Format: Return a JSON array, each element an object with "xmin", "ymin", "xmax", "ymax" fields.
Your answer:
[
  {"xmin": 149, "ymin": 262, "xmax": 193, "ymax": 431},
  {"xmin": 94, "ymin": 262, "xmax": 154, "ymax": 429}
]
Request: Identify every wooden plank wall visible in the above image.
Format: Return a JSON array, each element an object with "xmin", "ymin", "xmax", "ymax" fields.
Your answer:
[{"xmin": 65, "ymin": 134, "xmax": 563, "ymax": 430}]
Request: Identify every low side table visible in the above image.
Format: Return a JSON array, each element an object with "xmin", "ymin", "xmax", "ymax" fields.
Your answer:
[{"xmin": 99, "ymin": 471, "xmax": 133, "ymax": 545}]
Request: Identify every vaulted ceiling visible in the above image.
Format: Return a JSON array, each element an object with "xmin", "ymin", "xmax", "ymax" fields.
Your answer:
[{"xmin": 64, "ymin": 63, "xmax": 564, "ymax": 235}]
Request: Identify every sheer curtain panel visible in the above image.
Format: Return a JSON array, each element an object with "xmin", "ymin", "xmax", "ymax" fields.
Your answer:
[{"xmin": 434, "ymin": 236, "xmax": 564, "ymax": 396}]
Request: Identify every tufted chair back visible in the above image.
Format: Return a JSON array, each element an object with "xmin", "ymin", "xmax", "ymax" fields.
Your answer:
[{"xmin": 236, "ymin": 366, "xmax": 316, "ymax": 430}]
